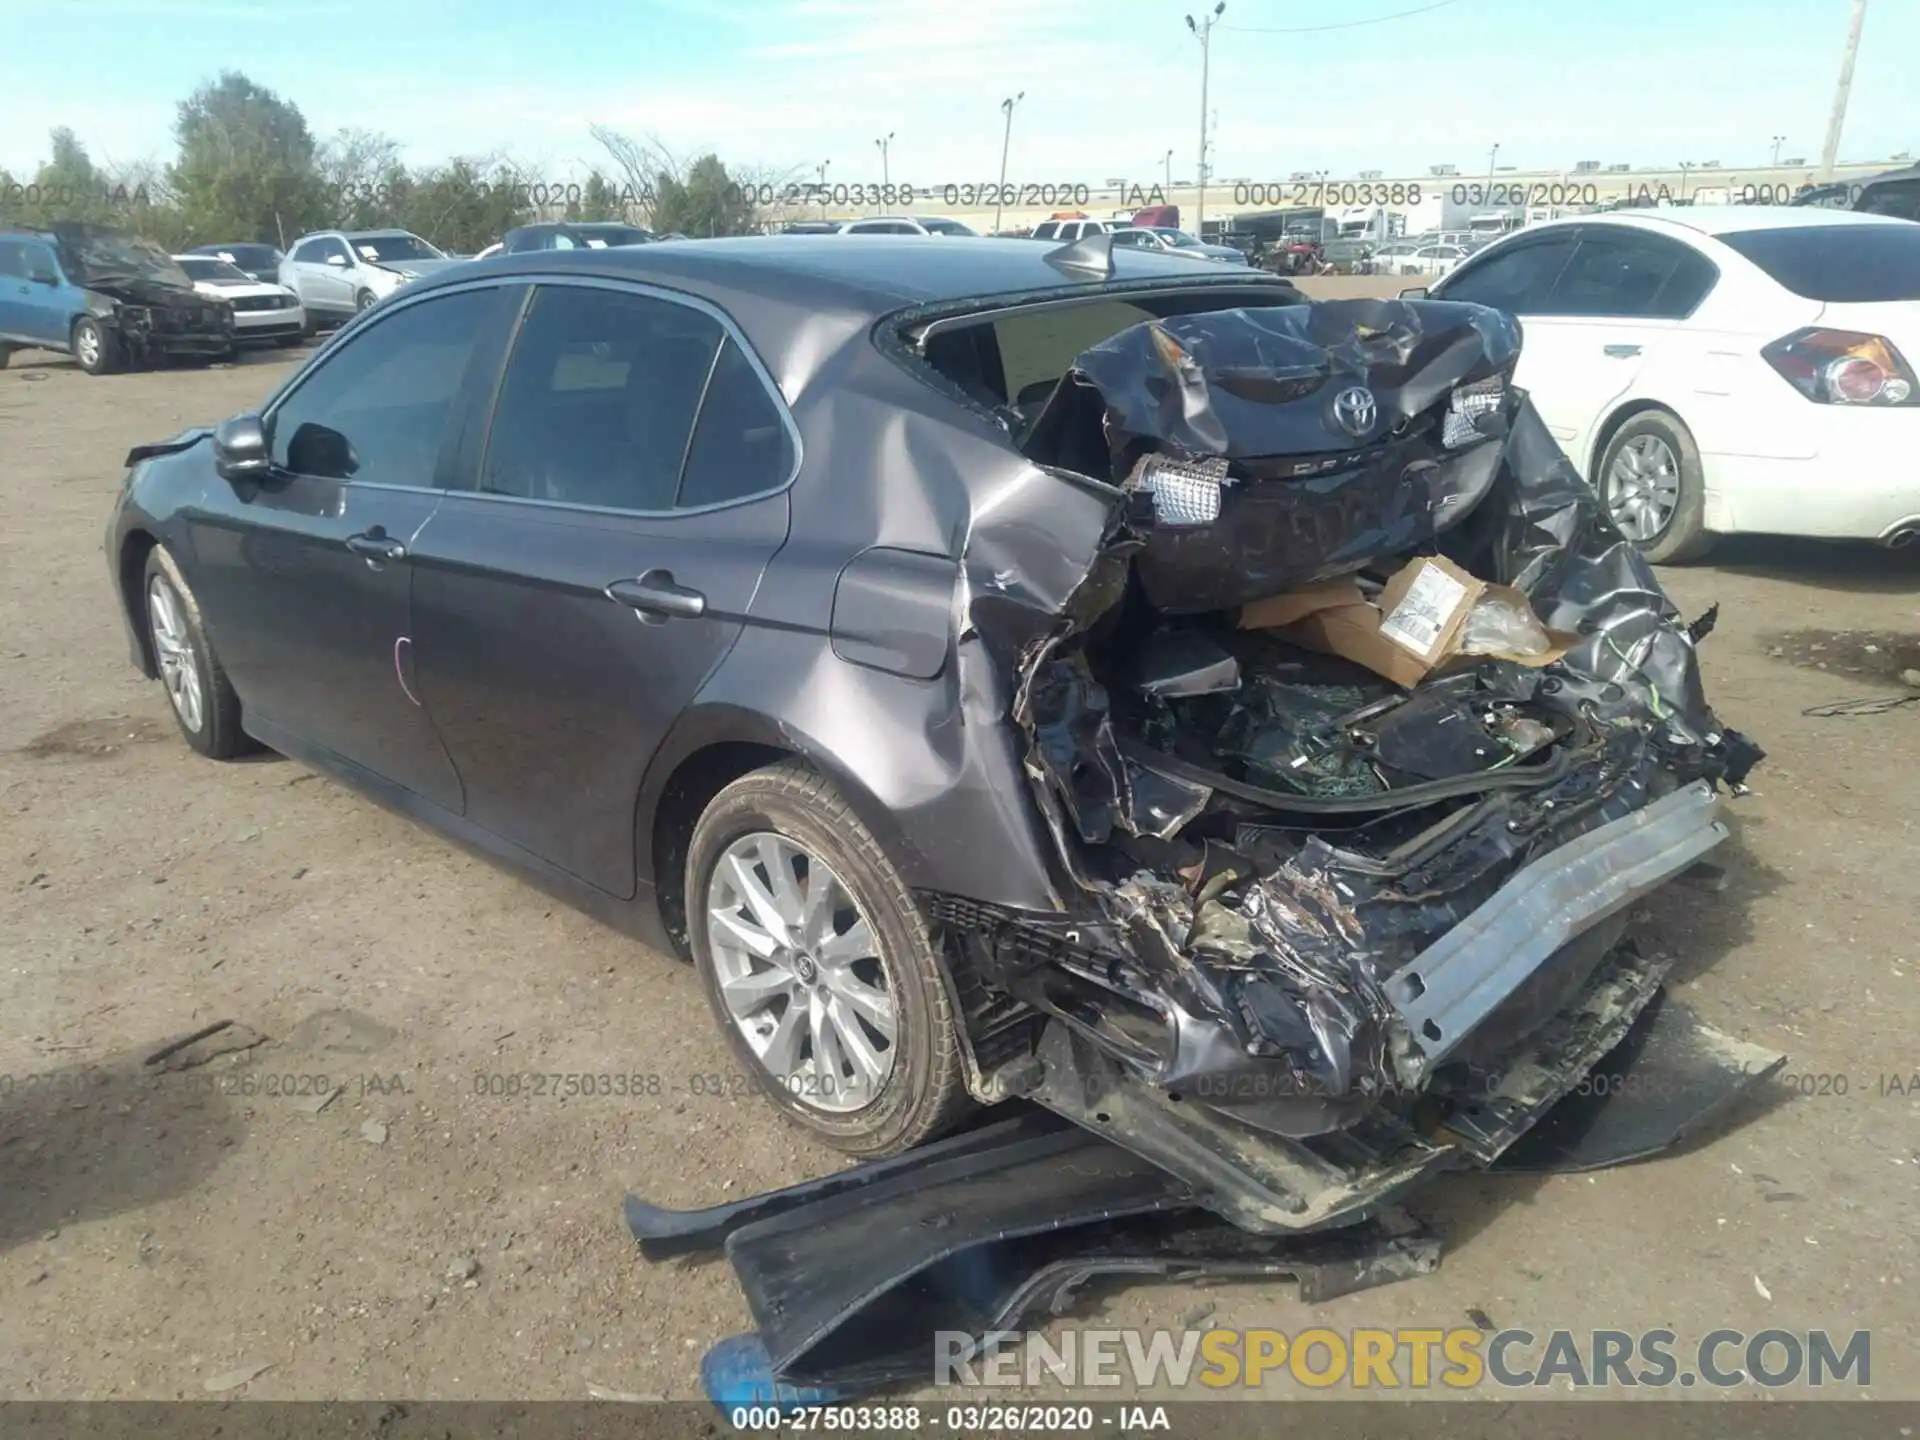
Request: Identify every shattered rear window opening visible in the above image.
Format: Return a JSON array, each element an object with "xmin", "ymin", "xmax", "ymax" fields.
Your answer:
[{"xmin": 916, "ymin": 296, "xmax": 1762, "ymax": 1228}]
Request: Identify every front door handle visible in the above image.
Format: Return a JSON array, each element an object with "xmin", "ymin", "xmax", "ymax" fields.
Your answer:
[
  {"xmin": 345, "ymin": 529, "xmax": 407, "ymax": 563},
  {"xmin": 1603, "ymin": 343, "xmax": 1642, "ymax": 358},
  {"xmin": 607, "ymin": 570, "xmax": 707, "ymax": 620}
]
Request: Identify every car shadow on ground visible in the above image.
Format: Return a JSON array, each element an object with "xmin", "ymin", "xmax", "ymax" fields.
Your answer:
[
  {"xmin": 1703, "ymin": 534, "xmax": 1920, "ymax": 596},
  {"xmin": 0, "ymin": 1049, "xmax": 247, "ymax": 1251}
]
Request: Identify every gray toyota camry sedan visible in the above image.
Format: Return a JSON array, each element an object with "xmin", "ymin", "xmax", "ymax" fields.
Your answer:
[{"xmin": 105, "ymin": 234, "xmax": 1762, "ymax": 1230}]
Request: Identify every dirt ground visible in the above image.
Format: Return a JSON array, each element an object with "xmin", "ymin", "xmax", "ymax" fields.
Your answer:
[{"xmin": 1, "ymin": 311, "xmax": 1916, "ymax": 1405}]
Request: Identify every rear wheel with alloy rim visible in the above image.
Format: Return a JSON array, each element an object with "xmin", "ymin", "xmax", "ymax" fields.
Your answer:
[
  {"xmin": 1596, "ymin": 409, "xmax": 1714, "ymax": 565},
  {"xmin": 143, "ymin": 546, "xmax": 248, "ymax": 758},
  {"xmin": 687, "ymin": 761, "xmax": 971, "ymax": 1156},
  {"xmin": 354, "ymin": 289, "xmax": 377, "ymax": 313}
]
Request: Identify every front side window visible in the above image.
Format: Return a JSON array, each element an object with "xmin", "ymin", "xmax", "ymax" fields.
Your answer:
[
  {"xmin": 1439, "ymin": 235, "xmax": 1578, "ymax": 313},
  {"xmin": 479, "ymin": 285, "xmax": 724, "ymax": 512},
  {"xmin": 291, "ymin": 239, "xmax": 326, "ymax": 263},
  {"xmin": 268, "ymin": 287, "xmax": 500, "ymax": 485}
]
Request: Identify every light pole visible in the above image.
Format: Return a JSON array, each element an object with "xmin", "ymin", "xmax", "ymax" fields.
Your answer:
[
  {"xmin": 1186, "ymin": 3, "xmax": 1225, "ymax": 231},
  {"xmin": 1678, "ymin": 160, "xmax": 1696, "ymax": 202},
  {"xmin": 875, "ymin": 132, "xmax": 894, "ymax": 187},
  {"xmin": 1820, "ymin": 0, "xmax": 1868, "ymax": 181},
  {"xmin": 994, "ymin": 92, "xmax": 1024, "ymax": 235},
  {"xmin": 817, "ymin": 159, "xmax": 831, "ymax": 217},
  {"xmin": 1770, "ymin": 134, "xmax": 1787, "ymax": 168},
  {"xmin": 1163, "ymin": 148, "xmax": 1174, "ymax": 190}
]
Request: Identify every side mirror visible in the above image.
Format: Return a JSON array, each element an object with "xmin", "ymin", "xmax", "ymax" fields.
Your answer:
[
  {"xmin": 324, "ymin": 253, "xmax": 347, "ymax": 267},
  {"xmin": 1399, "ymin": 285, "xmax": 1430, "ymax": 299},
  {"xmin": 27, "ymin": 266, "xmax": 58, "ymax": 286},
  {"xmin": 213, "ymin": 414, "xmax": 272, "ymax": 483}
]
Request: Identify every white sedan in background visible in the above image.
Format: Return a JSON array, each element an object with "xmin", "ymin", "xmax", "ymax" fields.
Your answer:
[
  {"xmin": 1400, "ymin": 242, "xmax": 1469, "ymax": 278},
  {"xmin": 1418, "ymin": 207, "xmax": 1920, "ymax": 561},
  {"xmin": 172, "ymin": 253, "xmax": 305, "ymax": 347}
]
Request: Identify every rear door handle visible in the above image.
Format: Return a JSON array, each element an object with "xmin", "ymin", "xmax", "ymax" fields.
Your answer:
[
  {"xmin": 607, "ymin": 571, "xmax": 707, "ymax": 620},
  {"xmin": 1603, "ymin": 343, "xmax": 1642, "ymax": 358},
  {"xmin": 345, "ymin": 530, "xmax": 407, "ymax": 563}
]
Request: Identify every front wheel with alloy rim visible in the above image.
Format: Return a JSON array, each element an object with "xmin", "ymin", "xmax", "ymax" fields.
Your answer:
[
  {"xmin": 143, "ymin": 546, "xmax": 248, "ymax": 758},
  {"xmin": 1596, "ymin": 409, "xmax": 1714, "ymax": 564},
  {"xmin": 72, "ymin": 316, "xmax": 120, "ymax": 376},
  {"xmin": 354, "ymin": 289, "xmax": 377, "ymax": 313},
  {"xmin": 686, "ymin": 761, "xmax": 971, "ymax": 1157}
]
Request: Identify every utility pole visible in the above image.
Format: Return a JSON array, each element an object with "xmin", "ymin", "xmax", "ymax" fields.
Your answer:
[
  {"xmin": 1163, "ymin": 148, "xmax": 1174, "ymax": 190},
  {"xmin": 1770, "ymin": 134, "xmax": 1786, "ymax": 167},
  {"xmin": 1186, "ymin": 3, "xmax": 1224, "ymax": 231},
  {"xmin": 1820, "ymin": 0, "xmax": 1868, "ymax": 181},
  {"xmin": 994, "ymin": 93, "xmax": 1024, "ymax": 236},
  {"xmin": 874, "ymin": 133, "xmax": 894, "ymax": 187},
  {"xmin": 817, "ymin": 159, "xmax": 831, "ymax": 217}
]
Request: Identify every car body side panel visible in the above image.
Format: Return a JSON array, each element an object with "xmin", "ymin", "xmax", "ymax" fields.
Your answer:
[{"xmin": 630, "ymin": 334, "xmax": 1115, "ymax": 912}]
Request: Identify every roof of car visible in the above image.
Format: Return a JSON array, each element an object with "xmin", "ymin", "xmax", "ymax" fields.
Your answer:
[
  {"xmin": 1523, "ymin": 204, "xmax": 1912, "ymax": 240},
  {"xmin": 450, "ymin": 233, "xmax": 1285, "ymax": 310}
]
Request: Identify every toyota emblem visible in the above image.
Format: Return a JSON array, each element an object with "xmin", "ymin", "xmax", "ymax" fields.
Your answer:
[{"xmin": 1332, "ymin": 385, "xmax": 1377, "ymax": 438}]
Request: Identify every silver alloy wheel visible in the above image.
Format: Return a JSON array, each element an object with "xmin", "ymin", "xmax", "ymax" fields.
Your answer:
[
  {"xmin": 147, "ymin": 575, "xmax": 205, "ymax": 733},
  {"xmin": 75, "ymin": 322, "xmax": 101, "ymax": 370},
  {"xmin": 705, "ymin": 831, "xmax": 897, "ymax": 1113},
  {"xmin": 1605, "ymin": 433, "xmax": 1681, "ymax": 541}
]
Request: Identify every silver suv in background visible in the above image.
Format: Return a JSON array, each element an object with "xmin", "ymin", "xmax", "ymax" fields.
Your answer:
[{"xmin": 277, "ymin": 229, "xmax": 463, "ymax": 329}]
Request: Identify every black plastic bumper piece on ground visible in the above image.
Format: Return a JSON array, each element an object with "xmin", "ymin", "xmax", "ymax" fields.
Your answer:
[
  {"xmin": 1488, "ymin": 991, "xmax": 1788, "ymax": 1172},
  {"xmin": 624, "ymin": 1105, "xmax": 1440, "ymax": 1391}
]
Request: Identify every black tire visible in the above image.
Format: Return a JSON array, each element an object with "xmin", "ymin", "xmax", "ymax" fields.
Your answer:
[
  {"xmin": 142, "ymin": 545, "xmax": 248, "ymax": 760},
  {"xmin": 354, "ymin": 289, "xmax": 377, "ymax": 313},
  {"xmin": 686, "ymin": 761, "xmax": 971, "ymax": 1157},
  {"xmin": 299, "ymin": 309, "xmax": 318, "ymax": 340},
  {"xmin": 1596, "ymin": 410, "xmax": 1715, "ymax": 565},
  {"xmin": 72, "ymin": 316, "xmax": 120, "ymax": 376}
]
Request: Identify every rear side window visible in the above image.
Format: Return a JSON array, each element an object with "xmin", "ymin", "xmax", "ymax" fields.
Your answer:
[
  {"xmin": 677, "ymin": 337, "xmax": 795, "ymax": 507},
  {"xmin": 1719, "ymin": 224, "xmax": 1920, "ymax": 302},
  {"xmin": 1031, "ymin": 222, "xmax": 1060, "ymax": 241},
  {"xmin": 1544, "ymin": 231, "xmax": 1717, "ymax": 318},
  {"xmin": 480, "ymin": 285, "xmax": 722, "ymax": 512}
]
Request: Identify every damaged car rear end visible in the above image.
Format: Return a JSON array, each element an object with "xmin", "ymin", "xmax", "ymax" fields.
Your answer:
[{"xmin": 890, "ymin": 272, "xmax": 1767, "ymax": 1233}]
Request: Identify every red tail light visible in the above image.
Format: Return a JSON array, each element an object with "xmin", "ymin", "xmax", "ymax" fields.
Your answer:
[{"xmin": 1762, "ymin": 328, "xmax": 1918, "ymax": 406}]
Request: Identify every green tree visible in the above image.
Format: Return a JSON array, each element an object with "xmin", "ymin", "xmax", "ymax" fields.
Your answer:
[
  {"xmin": 590, "ymin": 127, "xmax": 766, "ymax": 236},
  {"xmin": 397, "ymin": 157, "xmax": 532, "ymax": 254},
  {"xmin": 569, "ymin": 170, "xmax": 626, "ymax": 222},
  {"xmin": 168, "ymin": 72, "xmax": 324, "ymax": 245},
  {"xmin": 652, "ymin": 154, "xmax": 758, "ymax": 236},
  {"xmin": 316, "ymin": 128, "xmax": 406, "ymax": 231}
]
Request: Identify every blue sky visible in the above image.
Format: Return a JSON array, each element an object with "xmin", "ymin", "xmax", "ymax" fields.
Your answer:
[{"xmin": 0, "ymin": 0, "xmax": 1913, "ymax": 185}]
